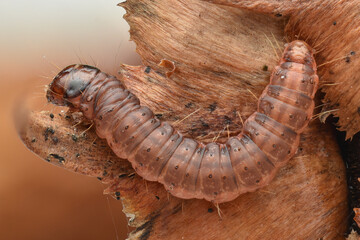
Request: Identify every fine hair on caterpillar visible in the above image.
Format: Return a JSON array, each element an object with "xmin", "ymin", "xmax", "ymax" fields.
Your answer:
[{"xmin": 46, "ymin": 40, "xmax": 319, "ymax": 203}]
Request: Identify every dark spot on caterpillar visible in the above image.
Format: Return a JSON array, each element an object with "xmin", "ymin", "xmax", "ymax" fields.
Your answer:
[
  {"xmin": 345, "ymin": 56, "xmax": 351, "ymax": 63},
  {"xmin": 49, "ymin": 113, "xmax": 54, "ymax": 119},
  {"xmin": 185, "ymin": 102, "xmax": 193, "ymax": 108},
  {"xmin": 144, "ymin": 66, "xmax": 151, "ymax": 73},
  {"xmin": 75, "ymin": 153, "xmax": 80, "ymax": 158},
  {"xmin": 72, "ymin": 134, "xmax": 78, "ymax": 142},
  {"xmin": 97, "ymin": 177, "xmax": 102, "ymax": 181},
  {"xmin": 47, "ymin": 41, "xmax": 318, "ymax": 203},
  {"xmin": 262, "ymin": 65, "xmax": 268, "ymax": 71},
  {"xmin": 275, "ymin": 13, "xmax": 282, "ymax": 17},
  {"xmin": 103, "ymin": 170, "xmax": 108, "ymax": 176},
  {"xmin": 333, "ymin": 21, "xmax": 337, "ymax": 25},
  {"xmin": 208, "ymin": 208, "xmax": 214, "ymax": 213},
  {"xmin": 155, "ymin": 195, "xmax": 160, "ymax": 200},
  {"xmin": 31, "ymin": 138, "xmax": 36, "ymax": 143},
  {"xmin": 155, "ymin": 113, "xmax": 163, "ymax": 118},
  {"xmin": 115, "ymin": 191, "xmax": 120, "ymax": 197},
  {"xmin": 209, "ymin": 102, "xmax": 217, "ymax": 112},
  {"xmin": 116, "ymin": 196, "xmax": 120, "ymax": 200},
  {"xmin": 350, "ymin": 51, "xmax": 356, "ymax": 56}
]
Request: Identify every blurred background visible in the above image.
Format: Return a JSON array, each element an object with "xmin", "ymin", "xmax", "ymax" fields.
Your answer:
[{"xmin": 0, "ymin": 0, "xmax": 140, "ymax": 239}]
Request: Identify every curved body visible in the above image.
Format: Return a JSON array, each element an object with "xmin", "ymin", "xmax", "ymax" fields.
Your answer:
[{"xmin": 47, "ymin": 40, "xmax": 318, "ymax": 203}]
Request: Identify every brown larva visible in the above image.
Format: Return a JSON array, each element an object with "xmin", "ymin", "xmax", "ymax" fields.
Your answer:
[{"xmin": 46, "ymin": 40, "xmax": 318, "ymax": 203}]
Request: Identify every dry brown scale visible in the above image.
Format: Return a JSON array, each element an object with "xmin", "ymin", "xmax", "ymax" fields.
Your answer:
[{"xmin": 46, "ymin": 40, "xmax": 318, "ymax": 203}]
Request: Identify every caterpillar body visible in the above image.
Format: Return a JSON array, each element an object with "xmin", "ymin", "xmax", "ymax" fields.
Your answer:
[{"xmin": 47, "ymin": 40, "xmax": 318, "ymax": 203}]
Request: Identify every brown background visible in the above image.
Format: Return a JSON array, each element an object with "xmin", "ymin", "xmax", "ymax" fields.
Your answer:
[{"xmin": 0, "ymin": 1, "xmax": 139, "ymax": 239}]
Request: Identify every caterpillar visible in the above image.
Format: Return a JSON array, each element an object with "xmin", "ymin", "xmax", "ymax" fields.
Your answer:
[{"xmin": 46, "ymin": 40, "xmax": 318, "ymax": 203}]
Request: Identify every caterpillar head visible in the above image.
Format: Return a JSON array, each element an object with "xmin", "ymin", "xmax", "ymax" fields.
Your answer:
[{"xmin": 46, "ymin": 64, "xmax": 100, "ymax": 107}]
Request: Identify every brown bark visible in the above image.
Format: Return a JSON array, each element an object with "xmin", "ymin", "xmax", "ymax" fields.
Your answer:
[{"xmin": 17, "ymin": 0, "xmax": 352, "ymax": 239}]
